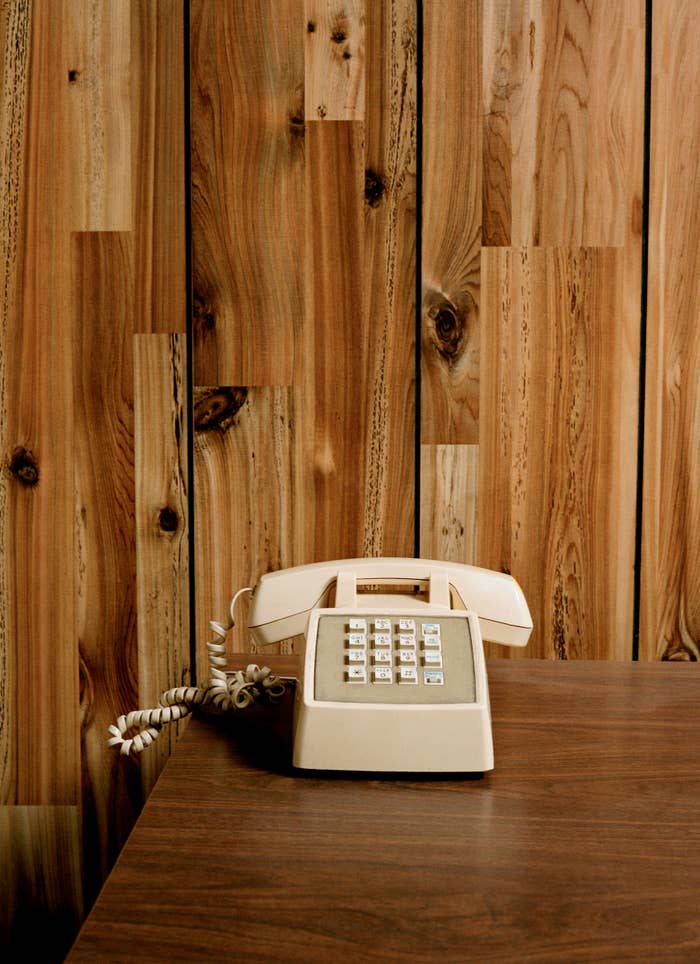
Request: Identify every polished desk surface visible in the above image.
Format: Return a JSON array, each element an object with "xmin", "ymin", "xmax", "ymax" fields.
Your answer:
[{"xmin": 68, "ymin": 659, "xmax": 700, "ymax": 962}]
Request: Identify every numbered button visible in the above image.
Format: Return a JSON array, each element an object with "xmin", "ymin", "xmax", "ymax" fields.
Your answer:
[
  {"xmin": 372, "ymin": 666, "xmax": 392, "ymax": 684},
  {"xmin": 346, "ymin": 666, "xmax": 367, "ymax": 683},
  {"xmin": 374, "ymin": 618, "xmax": 392, "ymax": 631},
  {"xmin": 347, "ymin": 633, "xmax": 367, "ymax": 648},
  {"xmin": 397, "ymin": 649, "xmax": 417, "ymax": 665},
  {"xmin": 398, "ymin": 618, "xmax": 416, "ymax": 632},
  {"xmin": 398, "ymin": 666, "xmax": 418, "ymax": 684},
  {"xmin": 348, "ymin": 618, "xmax": 367, "ymax": 631},
  {"xmin": 346, "ymin": 649, "xmax": 366, "ymax": 664},
  {"xmin": 372, "ymin": 649, "xmax": 392, "ymax": 665},
  {"xmin": 398, "ymin": 633, "xmax": 416, "ymax": 648},
  {"xmin": 373, "ymin": 632, "xmax": 391, "ymax": 647}
]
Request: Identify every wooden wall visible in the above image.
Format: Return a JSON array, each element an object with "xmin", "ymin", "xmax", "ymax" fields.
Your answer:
[{"xmin": 1, "ymin": 1, "xmax": 698, "ymax": 958}]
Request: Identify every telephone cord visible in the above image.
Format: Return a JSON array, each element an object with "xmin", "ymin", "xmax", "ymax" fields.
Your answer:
[{"xmin": 107, "ymin": 587, "xmax": 287, "ymax": 756}]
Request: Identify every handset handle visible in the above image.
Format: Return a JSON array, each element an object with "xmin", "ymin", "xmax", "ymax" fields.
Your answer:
[{"xmin": 248, "ymin": 557, "xmax": 532, "ymax": 647}]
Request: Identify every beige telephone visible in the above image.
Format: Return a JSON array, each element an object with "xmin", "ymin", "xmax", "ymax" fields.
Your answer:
[{"xmin": 109, "ymin": 558, "xmax": 532, "ymax": 774}]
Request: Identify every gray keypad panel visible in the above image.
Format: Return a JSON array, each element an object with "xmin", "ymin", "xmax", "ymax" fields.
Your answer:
[{"xmin": 313, "ymin": 614, "xmax": 476, "ymax": 704}]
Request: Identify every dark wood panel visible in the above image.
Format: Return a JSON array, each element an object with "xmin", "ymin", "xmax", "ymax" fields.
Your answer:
[
  {"xmin": 421, "ymin": 0, "xmax": 481, "ymax": 444},
  {"xmin": 641, "ymin": 0, "xmax": 700, "ymax": 661},
  {"xmin": 190, "ymin": 0, "xmax": 304, "ymax": 385},
  {"xmin": 362, "ymin": 0, "xmax": 417, "ymax": 556},
  {"xmin": 0, "ymin": 0, "xmax": 80, "ymax": 806},
  {"xmin": 299, "ymin": 121, "xmax": 367, "ymax": 562},
  {"xmin": 72, "ymin": 232, "xmax": 142, "ymax": 902},
  {"xmin": 479, "ymin": 248, "xmax": 638, "ymax": 660}
]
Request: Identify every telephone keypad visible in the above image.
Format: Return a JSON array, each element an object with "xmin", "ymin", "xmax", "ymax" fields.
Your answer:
[{"xmin": 316, "ymin": 612, "xmax": 475, "ymax": 704}]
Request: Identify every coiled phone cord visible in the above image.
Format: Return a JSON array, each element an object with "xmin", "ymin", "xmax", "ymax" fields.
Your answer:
[{"xmin": 107, "ymin": 587, "xmax": 287, "ymax": 756}]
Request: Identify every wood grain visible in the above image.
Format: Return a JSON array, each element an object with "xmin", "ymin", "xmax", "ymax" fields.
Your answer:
[
  {"xmin": 1, "ymin": 0, "xmax": 79, "ymax": 805},
  {"xmin": 194, "ymin": 387, "xmax": 296, "ymax": 659},
  {"xmin": 134, "ymin": 334, "xmax": 190, "ymax": 793},
  {"xmin": 130, "ymin": 0, "xmax": 186, "ymax": 333},
  {"xmin": 65, "ymin": 0, "xmax": 131, "ymax": 231},
  {"xmin": 304, "ymin": 0, "xmax": 365, "ymax": 121},
  {"xmin": 483, "ymin": 0, "xmax": 645, "ymax": 247},
  {"xmin": 421, "ymin": 0, "xmax": 481, "ymax": 444},
  {"xmin": 299, "ymin": 121, "xmax": 367, "ymax": 562},
  {"xmin": 190, "ymin": 0, "xmax": 304, "ymax": 385},
  {"xmin": 479, "ymin": 248, "xmax": 638, "ymax": 660},
  {"xmin": 420, "ymin": 445, "xmax": 478, "ymax": 565},
  {"xmin": 362, "ymin": 0, "xmax": 417, "ymax": 556},
  {"xmin": 72, "ymin": 232, "xmax": 141, "ymax": 900},
  {"xmin": 0, "ymin": 806, "xmax": 83, "ymax": 962},
  {"xmin": 641, "ymin": 0, "xmax": 700, "ymax": 661},
  {"xmin": 68, "ymin": 661, "xmax": 700, "ymax": 964}
]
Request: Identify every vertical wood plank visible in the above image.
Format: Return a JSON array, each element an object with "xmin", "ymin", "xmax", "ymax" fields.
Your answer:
[
  {"xmin": 299, "ymin": 121, "xmax": 367, "ymax": 562},
  {"xmin": 131, "ymin": 0, "xmax": 186, "ymax": 333},
  {"xmin": 420, "ymin": 445, "xmax": 478, "ymax": 564},
  {"xmin": 65, "ymin": 0, "xmax": 131, "ymax": 231},
  {"xmin": 190, "ymin": 0, "xmax": 304, "ymax": 386},
  {"xmin": 0, "ymin": 806, "xmax": 83, "ymax": 962},
  {"xmin": 305, "ymin": 0, "xmax": 365, "ymax": 121},
  {"xmin": 362, "ymin": 0, "xmax": 417, "ymax": 556},
  {"xmin": 1, "ymin": 0, "xmax": 79, "ymax": 805},
  {"xmin": 194, "ymin": 387, "xmax": 296, "ymax": 659},
  {"xmin": 421, "ymin": 0, "xmax": 481, "ymax": 444},
  {"xmin": 479, "ymin": 248, "xmax": 638, "ymax": 660},
  {"xmin": 72, "ymin": 232, "xmax": 141, "ymax": 901},
  {"xmin": 134, "ymin": 334, "xmax": 190, "ymax": 793},
  {"xmin": 484, "ymin": 0, "xmax": 644, "ymax": 247},
  {"xmin": 641, "ymin": 0, "xmax": 700, "ymax": 661}
]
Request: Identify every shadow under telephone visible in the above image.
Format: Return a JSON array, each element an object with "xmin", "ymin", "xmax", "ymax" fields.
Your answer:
[{"xmin": 109, "ymin": 558, "xmax": 532, "ymax": 773}]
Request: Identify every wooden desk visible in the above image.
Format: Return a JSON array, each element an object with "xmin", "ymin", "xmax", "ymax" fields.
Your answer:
[{"xmin": 68, "ymin": 660, "xmax": 700, "ymax": 962}]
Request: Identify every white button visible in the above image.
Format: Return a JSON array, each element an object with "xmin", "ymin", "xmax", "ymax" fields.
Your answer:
[
  {"xmin": 346, "ymin": 666, "xmax": 367, "ymax": 683},
  {"xmin": 373, "ymin": 633, "xmax": 391, "ymax": 647},
  {"xmin": 398, "ymin": 649, "xmax": 417, "ymax": 665},
  {"xmin": 374, "ymin": 618, "xmax": 391, "ymax": 631},
  {"xmin": 423, "ymin": 634, "xmax": 441, "ymax": 648},
  {"xmin": 346, "ymin": 649, "xmax": 366, "ymax": 664},
  {"xmin": 399, "ymin": 618, "xmax": 415, "ymax": 631},
  {"xmin": 348, "ymin": 618, "xmax": 367, "ymax": 631},
  {"xmin": 423, "ymin": 650, "xmax": 442, "ymax": 666},
  {"xmin": 372, "ymin": 667, "xmax": 392, "ymax": 683},
  {"xmin": 422, "ymin": 623, "xmax": 441, "ymax": 635},
  {"xmin": 347, "ymin": 633, "xmax": 367, "ymax": 647},
  {"xmin": 424, "ymin": 670, "xmax": 444, "ymax": 685},
  {"xmin": 372, "ymin": 649, "xmax": 392, "ymax": 664},
  {"xmin": 398, "ymin": 633, "xmax": 416, "ymax": 648},
  {"xmin": 398, "ymin": 667, "xmax": 418, "ymax": 683}
]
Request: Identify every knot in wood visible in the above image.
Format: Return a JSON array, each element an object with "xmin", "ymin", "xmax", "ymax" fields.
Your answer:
[
  {"xmin": 193, "ymin": 293, "xmax": 216, "ymax": 333},
  {"xmin": 331, "ymin": 30, "xmax": 347, "ymax": 43},
  {"xmin": 365, "ymin": 169, "xmax": 385, "ymax": 207},
  {"xmin": 158, "ymin": 506, "xmax": 179, "ymax": 532},
  {"xmin": 430, "ymin": 302, "xmax": 465, "ymax": 361},
  {"xmin": 9, "ymin": 447, "xmax": 39, "ymax": 486},
  {"xmin": 194, "ymin": 387, "xmax": 248, "ymax": 433}
]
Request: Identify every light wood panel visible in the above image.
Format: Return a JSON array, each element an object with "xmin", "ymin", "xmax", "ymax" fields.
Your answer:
[
  {"xmin": 194, "ymin": 387, "xmax": 296, "ymax": 657},
  {"xmin": 483, "ymin": 0, "xmax": 645, "ymax": 247},
  {"xmin": 190, "ymin": 0, "xmax": 304, "ymax": 385},
  {"xmin": 304, "ymin": 0, "xmax": 365, "ymax": 121},
  {"xmin": 420, "ymin": 445, "xmax": 478, "ymax": 564},
  {"xmin": 0, "ymin": 806, "xmax": 83, "ymax": 962},
  {"xmin": 641, "ymin": 0, "xmax": 700, "ymax": 661},
  {"xmin": 134, "ymin": 334, "xmax": 190, "ymax": 793},
  {"xmin": 363, "ymin": 0, "xmax": 417, "ymax": 557},
  {"xmin": 421, "ymin": 0, "xmax": 481, "ymax": 444},
  {"xmin": 479, "ymin": 248, "xmax": 638, "ymax": 659}
]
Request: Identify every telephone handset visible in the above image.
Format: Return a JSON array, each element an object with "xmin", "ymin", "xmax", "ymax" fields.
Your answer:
[{"xmin": 109, "ymin": 558, "xmax": 532, "ymax": 773}]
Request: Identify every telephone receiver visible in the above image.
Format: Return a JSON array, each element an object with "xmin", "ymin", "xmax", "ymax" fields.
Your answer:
[{"xmin": 247, "ymin": 557, "xmax": 532, "ymax": 773}]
